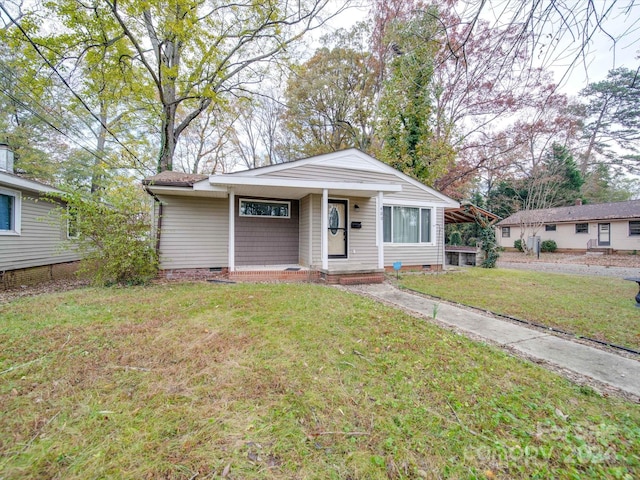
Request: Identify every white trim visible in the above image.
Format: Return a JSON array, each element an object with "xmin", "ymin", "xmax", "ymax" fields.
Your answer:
[
  {"xmin": 238, "ymin": 198, "xmax": 291, "ymax": 218},
  {"xmin": 377, "ymin": 191, "xmax": 384, "ymax": 269},
  {"xmin": 209, "ymin": 175, "xmax": 402, "ymax": 194},
  {"xmin": 228, "ymin": 189, "xmax": 235, "ymax": 272},
  {"xmin": 383, "ymin": 199, "xmax": 441, "ymax": 208},
  {"xmin": 308, "ymin": 196, "xmax": 313, "ymax": 265},
  {"xmin": 0, "ymin": 186, "xmax": 21, "ymax": 235},
  {"xmin": 146, "ymin": 185, "xmax": 227, "ymax": 197},
  {"xmin": 0, "ymin": 171, "xmax": 59, "ymax": 194},
  {"xmin": 321, "ymin": 189, "xmax": 328, "ymax": 270}
]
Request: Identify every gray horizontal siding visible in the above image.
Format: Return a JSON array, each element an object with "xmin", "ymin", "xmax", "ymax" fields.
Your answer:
[
  {"xmin": 158, "ymin": 195, "xmax": 228, "ymax": 269},
  {"xmin": 259, "ymin": 164, "xmax": 444, "ymax": 204},
  {"xmin": 299, "ymin": 195, "xmax": 311, "ymax": 266},
  {"xmin": 235, "ymin": 197, "xmax": 299, "ymax": 266},
  {"xmin": 0, "ymin": 193, "xmax": 80, "ymax": 271}
]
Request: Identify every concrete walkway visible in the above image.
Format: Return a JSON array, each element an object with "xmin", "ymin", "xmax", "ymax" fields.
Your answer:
[{"xmin": 346, "ymin": 283, "xmax": 640, "ymax": 399}]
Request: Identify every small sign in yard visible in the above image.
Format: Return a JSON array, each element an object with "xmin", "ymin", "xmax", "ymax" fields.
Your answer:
[{"xmin": 393, "ymin": 261, "xmax": 402, "ymax": 280}]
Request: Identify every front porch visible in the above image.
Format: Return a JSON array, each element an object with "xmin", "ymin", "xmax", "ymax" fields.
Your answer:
[
  {"xmin": 158, "ymin": 264, "xmax": 384, "ymax": 285},
  {"xmin": 230, "ymin": 264, "xmax": 384, "ymax": 284}
]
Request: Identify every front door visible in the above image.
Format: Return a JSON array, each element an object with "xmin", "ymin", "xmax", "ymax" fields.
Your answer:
[
  {"xmin": 598, "ymin": 223, "xmax": 610, "ymax": 246},
  {"xmin": 328, "ymin": 200, "xmax": 347, "ymax": 258}
]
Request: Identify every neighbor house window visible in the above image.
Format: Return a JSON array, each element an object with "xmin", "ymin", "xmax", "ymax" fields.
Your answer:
[
  {"xmin": 501, "ymin": 227, "xmax": 510, "ymax": 238},
  {"xmin": 383, "ymin": 205, "xmax": 432, "ymax": 243},
  {"xmin": 545, "ymin": 224, "xmax": 556, "ymax": 231},
  {"xmin": 239, "ymin": 199, "xmax": 290, "ymax": 218},
  {"xmin": 630, "ymin": 221, "xmax": 640, "ymax": 236},
  {"xmin": 575, "ymin": 223, "xmax": 589, "ymax": 234},
  {"xmin": 67, "ymin": 206, "xmax": 79, "ymax": 239},
  {"xmin": 0, "ymin": 187, "xmax": 21, "ymax": 235}
]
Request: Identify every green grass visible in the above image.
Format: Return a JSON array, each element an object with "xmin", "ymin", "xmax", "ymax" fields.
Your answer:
[
  {"xmin": 400, "ymin": 268, "xmax": 640, "ymax": 351},
  {"xmin": 0, "ymin": 283, "xmax": 639, "ymax": 479}
]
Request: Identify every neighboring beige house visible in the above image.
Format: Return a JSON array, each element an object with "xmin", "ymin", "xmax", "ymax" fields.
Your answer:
[
  {"xmin": 496, "ymin": 199, "xmax": 640, "ymax": 253},
  {"xmin": 0, "ymin": 145, "xmax": 81, "ymax": 289},
  {"xmin": 143, "ymin": 149, "xmax": 459, "ymax": 284}
]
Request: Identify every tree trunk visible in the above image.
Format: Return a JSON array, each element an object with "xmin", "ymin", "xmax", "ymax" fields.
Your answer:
[
  {"xmin": 92, "ymin": 104, "xmax": 108, "ymax": 193},
  {"xmin": 158, "ymin": 102, "xmax": 177, "ymax": 172}
]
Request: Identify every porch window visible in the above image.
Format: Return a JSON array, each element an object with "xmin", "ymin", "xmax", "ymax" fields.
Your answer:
[
  {"xmin": 239, "ymin": 199, "xmax": 290, "ymax": 218},
  {"xmin": 501, "ymin": 227, "xmax": 510, "ymax": 238},
  {"xmin": 575, "ymin": 223, "xmax": 588, "ymax": 234},
  {"xmin": 0, "ymin": 187, "xmax": 20, "ymax": 235},
  {"xmin": 630, "ymin": 221, "xmax": 640, "ymax": 236},
  {"xmin": 383, "ymin": 205, "xmax": 432, "ymax": 243}
]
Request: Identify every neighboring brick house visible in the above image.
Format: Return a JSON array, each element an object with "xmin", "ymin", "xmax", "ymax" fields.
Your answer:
[
  {"xmin": 495, "ymin": 199, "xmax": 640, "ymax": 253},
  {"xmin": 0, "ymin": 145, "xmax": 81, "ymax": 289}
]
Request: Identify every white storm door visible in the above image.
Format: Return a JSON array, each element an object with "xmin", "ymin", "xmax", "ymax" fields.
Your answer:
[{"xmin": 328, "ymin": 200, "xmax": 347, "ymax": 258}]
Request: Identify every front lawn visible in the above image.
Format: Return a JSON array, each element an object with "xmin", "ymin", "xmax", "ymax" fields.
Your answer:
[
  {"xmin": 400, "ymin": 268, "xmax": 640, "ymax": 351},
  {"xmin": 1, "ymin": 283, "xmax": 638, "ymax": 479}
]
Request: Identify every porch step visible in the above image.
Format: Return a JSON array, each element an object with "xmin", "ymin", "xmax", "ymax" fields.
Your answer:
[
  {"xmin": 338, "ymin": 275, "xmax": 385, "ymax": 285},
  {"xmin": 587, "ymin": 248, "xmax": 612, "ymax": 255}
]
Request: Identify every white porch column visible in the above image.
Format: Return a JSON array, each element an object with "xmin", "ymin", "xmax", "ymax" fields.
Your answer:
[
  {"xmin": 377, "ymin": 191, "xmax": 384, "ymax": 269},
  {"xmin": 228, "ymin": 189, "xmax": 235, "ymax": 272},
  {"xmin": 321, "ymin": 188, "xmax": 328, "ymax": 270}
]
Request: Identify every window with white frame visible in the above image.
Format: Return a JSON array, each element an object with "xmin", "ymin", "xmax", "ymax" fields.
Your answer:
[
  {"xmin": 383, "ymin": 206, "xmax": 432, "ymax": 243},
  {"xmin": 629, "ymin": 221, "xmax": 640, "ymax": 236},
  {"xmin": 239, "ymin": 199, "xmax": 290, "ymax": 218},
  {"xmin": 0, "ymin": 187, "xmax": 21, "ymax": 235},
  {"xmin": 501, "ymin": 226, "xmax": 510, "ymax": 238}
]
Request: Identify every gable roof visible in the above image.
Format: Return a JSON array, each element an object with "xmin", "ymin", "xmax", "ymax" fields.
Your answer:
[
  {"xmin": 210, "ymin": 148, "xmax": 458, "ymax": 206},
  {"xmin": 497, "ymin": 199, "xmax": 640, "ymax": 226}
]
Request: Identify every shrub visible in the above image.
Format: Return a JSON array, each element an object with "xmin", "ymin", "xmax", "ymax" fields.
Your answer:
[
  {"xmin": 53, "ymin": 179, "xmax": 158, "ymax": 285},
  {"xmin": 478, "ymin": 225, "xmax": 499, "ymax": 268},
  {"xmin": 514, "ymin": 239, "xmax": 524, "ymax": 252},
  {"xmin": 540, "ymin": 240, "xmax": 557, "ymax": 253},
  {"xmin": 449, "ymin": 230, "xmax": 462, "ymax": 246}
]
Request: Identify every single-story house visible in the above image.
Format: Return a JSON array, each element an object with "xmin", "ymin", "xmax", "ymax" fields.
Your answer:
[
  {"xmin": 143, "ymin": 149, "xmax": 459, "ymax": 284},
  {"xmin": 0, "ymin": 145, "xmax": 81, "ymax": 289},
  {"xmin": 495, "ymin": 199, "xmax": 640, "ymax": 253}
]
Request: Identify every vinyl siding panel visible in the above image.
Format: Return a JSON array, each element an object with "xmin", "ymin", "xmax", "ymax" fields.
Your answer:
[
  {"xmin": 158, "ymin": 195, "xmax": 228, "ymax": 269},
  {"xmin": 310, "ymin": 194, "xmax": 323, "ymax": 266},
  {"xmin": 259, "ymin": 165, "xmax": 445, "ymax": 203},
  {"xmin": 299, "ymin": 195, "xmax": 311, "ymax": 266},
  {"xmin": 0, "ymin": 192, "xmax": 80, "ymax": 271},
  {"xmin": 235, "ymin": 197, "xmax": 299, "ymax": 266}
]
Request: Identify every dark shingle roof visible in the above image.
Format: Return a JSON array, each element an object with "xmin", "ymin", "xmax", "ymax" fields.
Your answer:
[
  {"xmin": 496, "ymin": 199, "xmax": 640, "ymax": 226},
  {"xmin": 142, "ymin": 171, "xmax": 208, "ymax": 187}
]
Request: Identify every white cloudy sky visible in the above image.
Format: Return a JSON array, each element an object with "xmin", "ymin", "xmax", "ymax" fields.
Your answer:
[{"xmin": 322, "ymin": 0, "xmax": 640, "ymax": 96}]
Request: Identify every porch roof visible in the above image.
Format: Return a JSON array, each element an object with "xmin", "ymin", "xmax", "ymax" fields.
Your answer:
[{"xmin": 207, "ymin": 176, "xmax": 402, "ymax": 199}]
